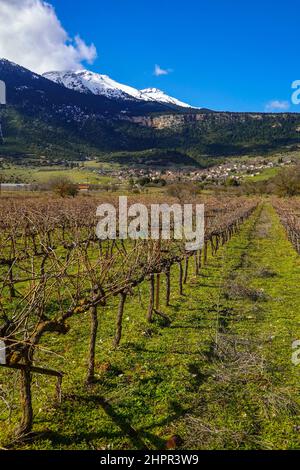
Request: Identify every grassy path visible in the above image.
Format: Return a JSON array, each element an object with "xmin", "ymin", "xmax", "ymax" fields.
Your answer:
[
  {"xmin": 3, "ymin": 202, "xmax": 300, "ymax": 450},
  {"xmin": 177, "ymin": 202, "xmax": 300, "ymax": 449}
]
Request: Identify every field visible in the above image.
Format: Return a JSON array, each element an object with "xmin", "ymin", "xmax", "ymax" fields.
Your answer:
[
  {"xmin": 0, "ymin": 163, "xmax": 115, "ymax": 185},
  {"xmin": 243, "ymin": 167, "xmax": 279, "ymax": 182},
  {"xmin": 0, "ymin": 193, "xmax": 299, "ymax": 450}
]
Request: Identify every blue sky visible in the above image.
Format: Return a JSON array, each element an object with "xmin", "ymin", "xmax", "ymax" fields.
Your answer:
[{"xmin": 10, "ymin": 0, "xmax": 300, "ymax": 112}]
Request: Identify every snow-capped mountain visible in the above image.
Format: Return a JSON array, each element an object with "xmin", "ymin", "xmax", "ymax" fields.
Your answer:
[
  {"xmin": 43, "ymin": 70, "xmax": 194, "ymax": 109},
  {"xmin": 0, "ymin": 58, "xmax": 193, "ymax": 121},
  {"xmin": 43, "ymin": 70, "xmax": 143, "ymax": 101},
  {"xmin": 139, "ymin": 88, "xmax": 192, "ymax": 108}
]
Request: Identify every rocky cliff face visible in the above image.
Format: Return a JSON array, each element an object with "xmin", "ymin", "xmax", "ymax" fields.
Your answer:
[{"xmin": 127, "ymin": 112, "xmax": 291, "ymax": 129}]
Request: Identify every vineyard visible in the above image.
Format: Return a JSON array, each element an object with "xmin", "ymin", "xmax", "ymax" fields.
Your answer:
[
  {"xmin": 0, "ymin": 194, "xmax": 300, "ymax": 450},
  {"xmin": 273, "ymin": 198, "xmax": 300, "ymax": 254}
]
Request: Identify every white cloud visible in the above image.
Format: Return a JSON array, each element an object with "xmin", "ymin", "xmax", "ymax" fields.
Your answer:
[
  {"xmin": 153, "ymin": 64, "xmax": 172, "ymax": 77},
  {"xmin": 0, "ymin": 0, "xmax": 97, "ymax": 74},
  {"xmin": 265, "ymin": 100, "xmax": 290, "ymax": 112}
]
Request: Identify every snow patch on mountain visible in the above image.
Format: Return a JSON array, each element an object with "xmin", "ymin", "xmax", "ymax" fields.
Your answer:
[
  {"xmin": 43, "ymin": 70, "xmax": 194, "ymax": 108},
  {"xmin": 140, "ymin": 88, "xmax": 191, "ymax": 108}
]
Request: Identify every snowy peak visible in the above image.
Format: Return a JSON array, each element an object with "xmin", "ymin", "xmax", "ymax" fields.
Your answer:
[
  {"xmin": 43, "ymin": 70, "xmax": 195, "ymax": 109},
  {"xmin": 43, "ymin": 70, "xmax": 140, "ymax": 101},
  {"xmin": 140, "ymin": 88, "xmax": 192, "ymax": 108}
]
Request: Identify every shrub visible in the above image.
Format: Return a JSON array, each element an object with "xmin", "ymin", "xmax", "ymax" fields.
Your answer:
[
  {"xmin": 270, "ymin": 165, "xmax": 300, "ymax": 197},
  {"xmin": 49, "ymin": 177, "xmax": 79, "ymax": 198}
]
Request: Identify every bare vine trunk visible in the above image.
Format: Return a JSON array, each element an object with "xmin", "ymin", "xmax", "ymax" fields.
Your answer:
[
  {"xmin": 183, "ymin": 256, "xmax": 189, "ymax": 284},
  {"xmin": 194, "ymin": 252, "xmax": 199, "ymax": 276},
  {"xmin": 147, "ymin": 274, "xmax": 155, "ymax": 323},
  {"xmin": 86, "ymin": 305, "xmax": 98, "ymax": 384},
  {"xmin": 156, "ymin": 273, "xmax": 160, "ymax": 310},
  {"xmin": 114, "ymin": 291, "xmax": 127, "ymax": 347},
  {"xmin": 203, "ymin": 241, "xmax": 208, "ymax": 265},
  {"xmin": 165, "ymin": 267, "xmax": 171, "ymax": 306},
  {"xmin": 16, "ymin": 368, "xmax": 33, "ymax": 437},
  {"xmin": 9, "ymin": 262, "xmax": 16, "ymax": 299},
  {"xmin": 179, "ymin": 262, "xmax": 183, "ymax": 295},
  {"xmin": 198, "ymin": 249, "xmax": 202, "ymax": 269}
]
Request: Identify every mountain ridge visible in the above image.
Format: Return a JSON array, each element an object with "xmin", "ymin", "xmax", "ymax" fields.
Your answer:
[
  {"xmin": 42, "ymin": 69, "xmax": 196, "ymax": 109},
  {"xmin": 0, "ymin": 58, "xmax": 194, "ymax": 117},
  {"xmin": 1, "ymin": 58, "xmax": 300, "ymax": 166}
]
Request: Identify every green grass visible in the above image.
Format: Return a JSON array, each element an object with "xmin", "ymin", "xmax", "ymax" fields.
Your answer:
[
  {"xmin": 1, "ymin": 202, "xmax": 300, "ymax": 449},
  {"xmin": 0, "ymin": 165, "xmax": 115, "ymax": 184},
  {"xmin": 243, "ymin": 167, "xmax": 279, "ymax": 182}
]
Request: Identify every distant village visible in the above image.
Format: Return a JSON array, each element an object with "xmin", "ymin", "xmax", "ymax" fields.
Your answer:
[
  {"xmin": 91, "ymin": 156, "xmax": 293, "ymax": 189},
  {"xmin": 0, "ymin": 155, "xmax": 295, "ymax": 192}
]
